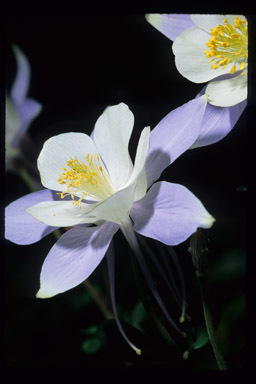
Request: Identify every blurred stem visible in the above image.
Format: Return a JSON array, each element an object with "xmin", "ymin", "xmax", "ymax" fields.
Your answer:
[
  {"xmin": 20, "ymin": 166, "xmax": 36, "ymax": 192},
  {"xmin": 83, "ymin": 280, "xmax": 114, "ymax": 320},
  {"xmin": 196, "ymin": 271, "xmax": 228, "ymax": 370}
]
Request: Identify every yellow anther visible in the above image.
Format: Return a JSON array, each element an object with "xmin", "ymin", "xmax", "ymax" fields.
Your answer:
[
  {"xmin": 239, "ymin": 61, "xmax": 246, "ymax": 70},
  {"xmin": 235, "ymin": 48, "xmax": 242, "ymax": 56},
  {"xmin": 231, "ymin": 65, "xmax": 236, "ymax": 74},
  {"xmin": 57, "ymin": 153, "xmax": 114, "ymax": 205},
  {"xmin": 204, "ymin": 17, "xmax": 248, "ymax": 75}
]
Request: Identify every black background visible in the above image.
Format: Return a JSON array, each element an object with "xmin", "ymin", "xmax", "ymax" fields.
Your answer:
[{"xmin": 4, "ymin": 6, "xmax": 252, "ymax": 372}]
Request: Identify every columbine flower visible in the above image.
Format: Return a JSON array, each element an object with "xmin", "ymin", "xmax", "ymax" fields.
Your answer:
[
  {"xmin": 146, "ymin": 14, "xmax": 248, "ymax": 107},
  {"xmin": 6, "ymin": 45, "xmax": 42, "ymax": 170},
  {"xmin": 6, "ymin": 100, "xmax": 216, "ymax": 353}
]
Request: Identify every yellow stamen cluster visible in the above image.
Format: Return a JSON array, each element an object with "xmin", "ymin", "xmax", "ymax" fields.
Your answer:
[
  {"xmin": 204, "ymin": 17, "xmax": 248, "ymax": 75},
  {"xmin": 57, "ymin": 153, "xmax": 114, "ymax": 207}
]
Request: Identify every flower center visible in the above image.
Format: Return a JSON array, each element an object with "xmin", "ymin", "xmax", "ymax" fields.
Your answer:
[
  {"xmin": 204, "ymin": 17, "xmax": 248, "ymax": 75},
  {"xmin": 57, "ymin": 153, "xmax": 114, "ymax": 206}
]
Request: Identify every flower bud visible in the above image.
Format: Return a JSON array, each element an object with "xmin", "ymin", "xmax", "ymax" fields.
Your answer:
[{"xmin": 188, "ymin": 229, "xmax": 209, "ymax": 275}]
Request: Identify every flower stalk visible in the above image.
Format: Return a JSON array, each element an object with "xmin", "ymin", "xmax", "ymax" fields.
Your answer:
[
  {"xmin": 83, "ymin": 279, "xmax": 114, "ymax": 320},
  {"xmin": 196, "ymin": 271, "xmax": 227, "ymax": 370},
  {"xmin": 189, "ymin": 230, "xmax": 227, "ymax": 370}
]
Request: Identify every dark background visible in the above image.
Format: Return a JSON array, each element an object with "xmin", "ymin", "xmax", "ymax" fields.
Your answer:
[{"xmin": 4, "ymin": 10, "xmax": 250, "ymax": 371}]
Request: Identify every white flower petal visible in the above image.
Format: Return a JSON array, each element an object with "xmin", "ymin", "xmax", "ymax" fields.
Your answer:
[
  {"xmin": 37, "ymin": 132, "xmax": 99, "ymax": 194},
  {"xmin": 125, "ymin": 126, "xmax": 150, "ymax": 202},
  {"xmin": 93, "ymin": 103, "xmax": 134, "ymax": 189},
  {"xmin": 145, "ymin": 14, "xmax": 194, "ymax": 41},
  {"xmin": 27, "ymin": 200, "xmax": 99, "ymax": 227},
  {"xmin": 205, "ymin": 71, "xmax": 247, "ymax": 107},
  {"xmin": 82, "ymin": 186, "xmax": 136, "ymax": 225},
  {"xmin": 172, "ymin": 26, "xmax": 233, "ymax": 83},
  {"xmin": 191, "ymin": 14, "xmax": 247, "ymax": 32}
]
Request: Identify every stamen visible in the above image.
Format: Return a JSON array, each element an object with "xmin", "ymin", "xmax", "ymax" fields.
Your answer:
[
  {"xmin": 204, "ymin": 17, "xmax": 248, "ymax": 75},
  {"xmin": 121, "ymin": 221, "xmax": 185, "ymax": 336},
  {"xmin": 106, "ymin": 241, "xmax": 142, "ymax": 355},
  {"xmin": 155, "ymin": 242, "xmax": 187, "ymax": 322},
  {"xmin": 165, "ymin": 245, "xmax": 188, "ymax": 322},
  {"xmin": 138, "ymin": 235, "xmax": 184, "ymax": 314},
  {"xmin": 57, "ymin": 153, "xmax": 114, "ymax": 205}
]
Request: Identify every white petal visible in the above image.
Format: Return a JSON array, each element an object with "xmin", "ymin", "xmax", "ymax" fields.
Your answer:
[
  {"xmin": 205, "ymin": 71, "xmax": 247, "ymax": 107},
  {"xmin": 37, "ymin": 132, "xmax": 99, "ymax": 194},
  {"xmin": 172, "ymin": 26, "xmax": 233, "ymax": 83},
  {"xmin": 27, "ymin": 200, "xmax": 99, "ymax": 227},
  {"xmin": 93, "ymin": 103, "xmax": 134, "ymax": 189},
  {"xmin": 145, "ymin": 14, "xmax": 194, "ymax": 41},
  {"xmin": 124, "ymin": 126, "xmax": 150, "ymax": 202},
  {"xmin": 191, "ymin": 14, "xmax": 247, "ymax": 32},
  {"xmin": 81, "ymin": 186, "xmax": 136, "ymax": 225}
]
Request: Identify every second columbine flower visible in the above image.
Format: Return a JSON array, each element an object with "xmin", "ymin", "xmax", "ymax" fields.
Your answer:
[{"xmin": 146, "ymin": 14, "xmax": 248, "ymax": 107}]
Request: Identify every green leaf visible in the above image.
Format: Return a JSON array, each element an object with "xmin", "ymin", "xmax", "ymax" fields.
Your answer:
[
  {"xmin": 80, "ymin": 325, "xmax": 98, "ymax": 336},
  {"xmin": 130, "ymin": 301, "xmax": 147, "ymax": 332},
  {"xmin": 192, "ymin": 324, "xmax": 209, "ymax": 350},
  {"xmin": 209, "ymin": 250, "xmax": 246, "ymax": 283},
  {"xmin": 81, "ymin": 337, "xmax": 102, "ymax": 354},
  {"xmin": 236, "ymin": 185, "xmax": 247, "ymax": 192}
]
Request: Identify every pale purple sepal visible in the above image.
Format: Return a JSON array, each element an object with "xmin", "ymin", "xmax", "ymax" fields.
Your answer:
[
  {"xmin": 130, "ymin": 181, "xmax": 214, "ymax": 246},
  {"xmin": 12, "ymin": 99, "xmax": 42, "ymax": 146},
  {"xmin": 145, "ymin": 96, "xmax": 206, "ymax": 188},
  {"xmin": 11, "ymin": 45, "xmax": 30, "ymax": 105},
  {"xmin": 5, "ymin": 189, "xmax": 59, "ymax": 245},
  {"xmin": 10, "ymin": 45, "xmax": 42, "ymax": 146},
  {"xmin": 146, "ymin": 14, "xmax": 194, "ymax": 41},
  {"xmin": 192, "ymin": 99, "xmax": 247, "ymax": 148},
  {"xmin": 37, "ymin": 222, "xmax": 119, "ymax": 298}
]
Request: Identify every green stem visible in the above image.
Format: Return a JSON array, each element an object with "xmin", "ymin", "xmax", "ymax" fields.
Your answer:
[
  {"xmin": 83, "ymin": 280, "xmax": 114, "ymax": 320},
  {"xmin": 196, "ymin": 271, "xmax": 227, "ymax": 370},
  {"xmin": 20, "ymin": 166, "xmax": 36, "ymax": 192}
]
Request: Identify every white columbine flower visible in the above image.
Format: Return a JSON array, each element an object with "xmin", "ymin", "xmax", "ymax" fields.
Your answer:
[
  {"xmin": 5, "ymin": 99, "xmax": 216, "ymax": 293},
  {"xmin": 146, "ymin": 14, "xmax": 248, "ymax": 107},
  {"xmin": 6, "ymin": 100, "xmax": 216, "ymax": 354}
]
